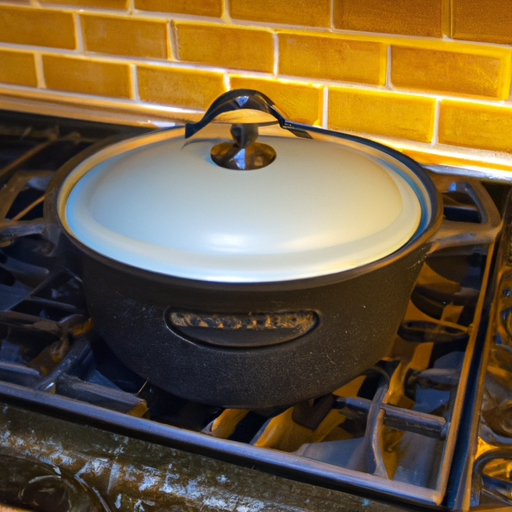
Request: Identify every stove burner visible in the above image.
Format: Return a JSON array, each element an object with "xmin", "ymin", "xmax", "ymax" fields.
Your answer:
[{"xmin": 0, "ymin": 109, "xmax": 501, "ymax": 509}]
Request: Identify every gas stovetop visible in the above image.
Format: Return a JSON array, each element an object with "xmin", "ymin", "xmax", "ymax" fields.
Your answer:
[{"xmin": 0, "ymin": 108, "xmax": 508, "ymax": 512}]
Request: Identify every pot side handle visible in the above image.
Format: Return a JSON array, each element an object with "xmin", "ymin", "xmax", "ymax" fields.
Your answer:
[
  {"xmin": 167, "ymin": 310, "xmax": 319, "ymax": 349},
  {"xmin": 428, "ymin": 178, "xmax": 501, "ymax": 253}
]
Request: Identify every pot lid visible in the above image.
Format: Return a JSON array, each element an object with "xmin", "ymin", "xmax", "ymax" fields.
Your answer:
[{"xmin": 62, "ymin": 126, "xmax": 424, "ymax": 283}]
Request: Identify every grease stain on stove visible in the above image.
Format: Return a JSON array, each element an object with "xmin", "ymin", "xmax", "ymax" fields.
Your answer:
[
  {"xmin": 138, "ymin": 473, "xmax": 160, "ymax": 491},
  {"xmin": 0, "ymin": 403, "xmax": 398, "ymax": 512},
  {"xmin": 48, "ymin": 451, "xmax": 74, "ymax": 467}
]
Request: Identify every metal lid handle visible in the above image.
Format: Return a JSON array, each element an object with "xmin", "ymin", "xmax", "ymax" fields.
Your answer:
[{"xmin": 184, "ymin": 89, "xmax": 311, "ymax": 139}]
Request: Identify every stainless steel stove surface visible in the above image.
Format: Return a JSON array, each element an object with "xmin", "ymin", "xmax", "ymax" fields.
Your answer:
[{"xmin": 0, "ymin": 108, "xmax": 506, "ymax": 511}]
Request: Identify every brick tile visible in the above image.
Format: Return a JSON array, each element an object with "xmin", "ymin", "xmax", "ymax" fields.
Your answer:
[
  {"xmin": 0, "ymin": 6, "xmax": 75, "ymax": 49},
  {"xmin": 230, "ymin": 0, "xmax": 330, "ymax": 28},
  {"xmin": 137, "ymin": 66, "xmax": 225, "ymax": 110},
  {"xmin": 328, "ymin": 87, "xmax": 435, "ymax": 143},
  {"xmin": 82, "ymin": 15, "xmax": 168, "ymax": 59},
  {"xmin": 439, "ymin": 101, "xmax": 512, "ymax": 153},
  {"xmin": 135, "ymin": 0, "xmax": 222, "ymax": 17},
  {"xmin": 333, "ymin": 0, "xmax": 443, "ymax": 37},
  {"xmin": 391, "ymin": 45, "xmax": 510, "ymax": 99},
  {"xmin": 43, "ymin": 55, "xmax": 131, "ymax": 98},
  {"xmin": 452, "ymin": 0, "xmax": 512, "ymax": 44},
  {"xmin": 278, "ymin": 32, "xmax": 385, "ymax": 85},
  {"xmin": 174, "ymin": 22, "xmax": 273, "ymax": 73},
  {"xmin": 229, "ymin": 76, "xmax": 322, "ymax": 125},
  {"xmin": 40, "ymin": 0, "xmax": 128, "ymax": 8},
  {"xmin": 0, "ymin": 50, "xmax": 37, "ymax": 87}
]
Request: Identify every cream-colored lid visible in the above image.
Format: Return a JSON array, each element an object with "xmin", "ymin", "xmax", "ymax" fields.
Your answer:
[{"xmin": 63, "ymin": 130, "xmax": 423, "ymax": 282}]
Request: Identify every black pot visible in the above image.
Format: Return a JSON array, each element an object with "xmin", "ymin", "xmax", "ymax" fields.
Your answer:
[{"xmin": 44, "ymin": 90, "xmax": 501, "ymax": 409}]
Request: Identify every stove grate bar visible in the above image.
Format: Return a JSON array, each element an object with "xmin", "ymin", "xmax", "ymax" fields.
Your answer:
[
  {"xmin": 335, "ymin": 396, "xmax": 447, "ymax": 439},
  {"xmin": 0, "ymin": 381, "xmax": 444, "ymax": 506},
  {"xmin": 55, "ymin": 373, "xmax": 148, "ymax": 416},
  {"xmin": 0, "ymin": 138, "xmax": 56, "ymax": 186},
  {"xmin": 0, "ymin": 361, "xmax": 40, "ymax": 387},
  {"xmin": 34, "ymin": 335, "xmax": 90, "ymax": 390},
  {"xmin": 0, "ymin": 219, "xmax": 46, "ymax": 243}
]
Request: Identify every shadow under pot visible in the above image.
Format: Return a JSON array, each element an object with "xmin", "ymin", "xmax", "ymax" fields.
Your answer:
[{"xmin": 49, "ymin": 89, "xmax": 499, "ymax": 409}]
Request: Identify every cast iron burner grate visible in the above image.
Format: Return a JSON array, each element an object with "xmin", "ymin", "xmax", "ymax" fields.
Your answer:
[{"xmin": 0, "ymin": 109, "xmax": 499, "ymax": 509}]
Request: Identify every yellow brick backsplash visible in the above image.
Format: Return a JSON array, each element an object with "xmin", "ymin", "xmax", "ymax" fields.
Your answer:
[
  {"xmin": 0, "ymin": 0, "xmax": 511, "ymax": 171},
  {"xmin": 328, "ymin": 87, "xmax": 436, "ymax": 143},
  {"xmin": 439, "ymin": 101, "xmax": 512, "ymax": 153},
  {"xmin": 134, "ymin": 0, "xmax": 222, "ymax": 18},
  {"xmin": 278, "ymin": 32, "xmax": 385, "ymax": 86},
  {"xmin": 229, "ymin": 75, "xmax": 323, "ymax": 125},
  {"xmin": 390, "ymin": 46, "xmax": 511, "ymax": 99},
  {"xmin": 230, "ymin": 0, "xmax": 330, "ymax": 28},
  {"xmin": 0, "ymin": 6, "xmax": 75, "ymax": 49},
  {"xmin": 174, "ymin": 22, "xmax": 274, "ymax": 73},
  {"xmin": 452, "ymin": 0, "xmax": 512, "ymax": 46},
  {"xmin": 137, "ymin": 65, "xmax": 225, "ymax": 110},
  {"xmin": 82, "ymin": 15, "xmax": 169, "ymax": 59},
  {"xmin": 43, "ymin": 55, "xmax": 131, "ymax": 98},
  {"xmin": 40, "ymin": 0, "xmax": 128, "ymax": 9},
  {"xmin": 333, "ymin": 0, "xmax": 445, "ymax": 38},
  {"xmin": 0, "ymin": 50, "xmax": 37, "ymax": 87}
]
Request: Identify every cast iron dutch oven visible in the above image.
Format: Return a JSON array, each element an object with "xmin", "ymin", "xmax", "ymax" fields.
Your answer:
[{"xmin": 45, "ymin": 90, "xmax": 500, "ymax": 409}]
